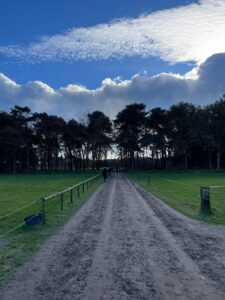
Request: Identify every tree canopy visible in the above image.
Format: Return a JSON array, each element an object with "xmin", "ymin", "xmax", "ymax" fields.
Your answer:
[{"xmin": 1, "ymin": 95, "xmax": 225, "ymax": 172}]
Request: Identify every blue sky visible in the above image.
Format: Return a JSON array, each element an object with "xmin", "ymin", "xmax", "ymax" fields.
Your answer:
[
  {"xmin": 0, "ymin": 0, "xmax": 194, "ymax": 89},
  {"xmin": 0, "ymin": 0, "xmax": 225, "ymax": 118}
]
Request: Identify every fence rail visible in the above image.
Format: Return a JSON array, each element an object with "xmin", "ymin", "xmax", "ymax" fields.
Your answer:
[
  {"xmin": 0, "ymin": 174, "xmax": 101, "ymax": 239},
  {"xmin": 40, "ymin": 174, "xmax": 101, "ymax": 224}
]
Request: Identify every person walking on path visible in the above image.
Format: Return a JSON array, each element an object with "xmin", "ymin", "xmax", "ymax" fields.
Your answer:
[{"xmin": 102, "ymin": 167, "xmax": 108, "ymax": 183}]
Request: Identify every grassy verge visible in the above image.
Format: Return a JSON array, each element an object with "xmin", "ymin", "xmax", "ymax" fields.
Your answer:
[
  {"xmin": 0, "ymin": 172, "xmax": 102, "ymax": 287},
  {"xmin": 128, "ymin": 171, "xmax": 225, "ymax": 225}
]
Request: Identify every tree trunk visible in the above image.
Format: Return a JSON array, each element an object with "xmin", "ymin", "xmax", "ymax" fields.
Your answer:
[
  {"xmin": 216, "ymin": 149, "xmax": 221, "ymax": 171},
  {"xmin": 152, "ymin": 150, "xmax": 155, "ymax": 170},
  {"xmin": 208, "ymin": 148, "xmax": 212, "ymax": 169},
  {"xmin": 130, "ymin": 150, "xmax": 135, "ymax": 170},
  {"xmin": 165, "ymin": 152, "xmax": 168, "ymax": 171},
  {"xmin": 162, "ymin": 150, "xmax": 167, "ymax": 170},
  {"xmin": 55, "ymin": 151, "xmax": 58, "ymax": 171},
  {"xmin": 167, "ymin": 150, "xmax": 171, "ymax": 170},
  {"xmin": 184, "ymin": 153, "xmax": 188, "ymax": 171},
  {"xmin": 47, "ymin": 152, "xmax": 51, "ymax": 171},
  {"xmin": 26, "ymin": 149, "xmax": 30, "ymax": 172},
  {"xmin": 42, "ymin": 151, "xmax": 45, "ymax": 171},
  {"xmin": 156, "ymin": 151, "xmax": 159, "ymax": 169},
  {"xmin": 12, "ymin": 152, "xmax": 16, "ymax": 173}
]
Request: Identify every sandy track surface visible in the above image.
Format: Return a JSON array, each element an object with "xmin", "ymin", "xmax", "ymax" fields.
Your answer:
[{"xmin": 1, "ymin": 174, "xmax": 225, "ymax": 300}]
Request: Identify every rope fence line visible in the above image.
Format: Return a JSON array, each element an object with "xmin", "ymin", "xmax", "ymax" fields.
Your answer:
[
  {"xmin": 40, "ymin": 174, "xmax": 101, "ymax": 224},
  {"xmin": 135, "ymin": 173, "xmax": 225, "ymax": 196},
  {"xmin": 135, "ymin": 172, "xmax": 225, "ymax": 194},
  {"xmin": 0, "ymin": 173, "xmax": 101, "ymax": 239},
  {"xmin": 0, "ymin": 215, "xmax": 38, "ymax": 240},
  {"xmin": 146, "ymin": 173, "xmax": 198, "ymax": 188},
  {"xmin": 131, "ymin": 173, "xmax": 201, "ymax": 200},
  {"xmin": 0, "ymin": 200, "xmax": 38, "ymax": 221},
  {"xmin": 132, "ymin": 172, "xmax": 225, "ymax": 214},
  {"xmin": 148, "ymin": 185, "xmax": 200, "ymax": 199},
  {"xmin": 42, "ymin": 174, "xmax": 100, "ymax": 201},
  {"xmin": 210, "ymin": 185, "xmax": 225, "ymax": 188},
  {"xmin": 142, "ymin": 183, "xmax": 201, "ymax": 200}
]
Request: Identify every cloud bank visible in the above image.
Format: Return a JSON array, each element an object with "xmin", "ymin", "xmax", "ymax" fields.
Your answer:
[
  {"xmin": 0, "ymin": 53, "xmax": 225, "ymax": 118},
  {"xmin": 0, "ymin": 0, "xmax": 225, "ymax": 64}
]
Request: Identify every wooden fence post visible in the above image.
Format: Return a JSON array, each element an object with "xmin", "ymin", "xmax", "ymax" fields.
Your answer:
[
  {"xmin": 38, "ymin": 175, "xmax": 100, "ymax": 224},
  {"xmin": 60, "ymin": 193, "xmax": 64, "ymax": 211},
  {"xmin": 70, "ymin": 189, "xmax": 73, "ymax": 203},
  {"xmin": 200, "ymin": 186, "xmax": 211, "ymax": 214},
  {"xmin": 41, "ymin": 198, "xmax": 46, "ymax": 225}
]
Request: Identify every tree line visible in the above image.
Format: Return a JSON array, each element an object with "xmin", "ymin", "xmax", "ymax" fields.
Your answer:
[
  {"xmin": 0, "ymin": 107, "xmax": 112, "ymax": 172},
  {"xmin": 1, "ymin": 95, "xmax": 225, "ymax": 172}
]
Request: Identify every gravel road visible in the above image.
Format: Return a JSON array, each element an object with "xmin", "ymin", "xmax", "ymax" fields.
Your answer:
[{"xmin": 1, "ymin": 174, "xmax": 225, "ymax": 300}]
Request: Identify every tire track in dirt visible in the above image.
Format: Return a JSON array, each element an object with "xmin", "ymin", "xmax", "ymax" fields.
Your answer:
[
  {"xmin": 80, "ymin": 177, "xmax": 117, "ymax": 299},
  {"xmin": 131, "ymin": 178, "xmax": 225, "ymax": 294},
  {"xmin": 106, "ymin": 177, "xmax": 162, "ymax": 300},
  {"xmin": 123, "ymin": 176, "xmax": 225, "ymax": 299},
  {"xmin": 1, "ymin": 179, "xmax": 114, "ymax": 300},
  {"xmin": 1, "ymin": 174, "xmax": 225, "ymax": 300}
]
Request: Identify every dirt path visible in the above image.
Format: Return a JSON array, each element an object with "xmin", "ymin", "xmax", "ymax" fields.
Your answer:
[{"xmin": 1, "ymin": 174, "xmax": 225, "ymax": 300}]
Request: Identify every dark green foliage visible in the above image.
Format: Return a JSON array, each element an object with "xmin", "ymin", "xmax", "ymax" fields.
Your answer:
[
  {"xmin": 87, "ymin": 111, "xmax": 113, "ymax": 166},
  {"xmin": 1, "ymin": 95, "xmax": 225, "ymax": 172},
  {"xmin": 114, "ymin": 103, "xmax": 147, "ymax": 169}
]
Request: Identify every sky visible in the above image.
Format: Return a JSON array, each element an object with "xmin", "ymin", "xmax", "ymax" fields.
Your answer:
[{"xmin": 0, "ymin": 0, "xmax": 225, "ymax": 119}]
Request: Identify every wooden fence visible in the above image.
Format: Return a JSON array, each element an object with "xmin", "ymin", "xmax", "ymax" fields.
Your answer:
[{"xmin": 40, "ymin": 174, "xmax": 101, "ymax": 224}]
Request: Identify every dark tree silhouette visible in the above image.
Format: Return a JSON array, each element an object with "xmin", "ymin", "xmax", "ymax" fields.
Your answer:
[
  {"xmin": 1, "ymin": 96, "xmax": 225, "ymax": 173},
  {"xmin": 145, "ymin": 107, "xmax": 169, "ymax": 169},
  {"xmin": 33, "ymin": 113, "xmax": 66, "ymax": 171},
  {"xmin": 88, "ymin": 111, "xmax": 113, "ymax": 167},
  {"xmin": 207, "ymin": 96, "xmax": 225, "ymax": 170},
  {"xmin": 168, "ymin": 102, "xmax": 199, "ymax": 170},
  {"xmin": 114, "ymin": 103, "xmax": 147, "ymax": 169}
]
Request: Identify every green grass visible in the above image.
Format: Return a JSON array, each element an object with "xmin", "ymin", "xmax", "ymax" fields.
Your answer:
[
  {"xmin": 128, "ymin": 171, "xmax": 225, "ymax": 225},
  {"xmin": 0, "ymin": 171, "xmax": 102, "ymax": 287}
]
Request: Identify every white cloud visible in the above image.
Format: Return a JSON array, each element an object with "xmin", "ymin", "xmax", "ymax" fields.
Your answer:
[
  {"xmin": 0, "ymin": 0, "xmax": 225, "ymax": 64},
  {"xmin": 0, "ymin": 53, "xmax": 225, "ymax": 118}
]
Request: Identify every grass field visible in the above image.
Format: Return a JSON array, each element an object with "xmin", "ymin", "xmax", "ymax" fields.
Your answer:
[
  {"xmin": 0, "ymin": 171, "xmax": 102, "ymax": 286},
  {"xmin": 128, "ymin": 171, "xmax": 225, "ymax": 225}
]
